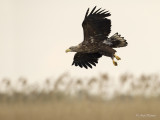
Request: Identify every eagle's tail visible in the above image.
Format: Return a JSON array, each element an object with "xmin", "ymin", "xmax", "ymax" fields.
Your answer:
[{"xmin": 109, "ymin": 33, "xmax": 128, "ymax": 48}]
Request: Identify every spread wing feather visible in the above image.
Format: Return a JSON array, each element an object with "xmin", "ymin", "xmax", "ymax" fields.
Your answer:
[
  {"xmin": 82, "ymin": 6, "xmax": 111, "ymax": 43},
  {"xmin": 72, "ymin": 52, "xmax": 102, "ymax": 69}
]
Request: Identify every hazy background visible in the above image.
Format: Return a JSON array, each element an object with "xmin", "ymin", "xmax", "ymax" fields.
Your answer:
[{"xmin": 0, "ymin": 0, "xmax": 160, "ymax": 80}]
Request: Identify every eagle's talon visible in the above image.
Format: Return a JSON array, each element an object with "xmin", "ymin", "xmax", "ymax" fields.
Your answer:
[
  {"xmin": 114, "ymin": 54, "xmax": 121, "ymax": 60},
  {"xmin": 113, "ymin": 60, "xmax": 118, "ymax": 66}
]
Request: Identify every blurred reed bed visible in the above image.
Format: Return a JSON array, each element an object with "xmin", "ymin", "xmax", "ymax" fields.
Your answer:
[
  {"xmin": 0, "ymin": 73, "xmax": 160, "ymax": 102},
  {"xmin": 0, "ymin": 73, "xmax": 160, "ymax": 120}
]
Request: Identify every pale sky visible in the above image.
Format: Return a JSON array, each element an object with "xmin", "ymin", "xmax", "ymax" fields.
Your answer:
[{"xmin": 0, "ymin": 0, "xmax": 160, "ymax": 81}]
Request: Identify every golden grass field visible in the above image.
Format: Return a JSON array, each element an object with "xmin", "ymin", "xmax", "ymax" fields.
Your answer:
[
  {"xmin": 0, "ymin": 97, "xmax": 160, "ymax": 120},
  {"xmin": 0, "ymin": 73, "xmax": 160, "ymax": 120}
]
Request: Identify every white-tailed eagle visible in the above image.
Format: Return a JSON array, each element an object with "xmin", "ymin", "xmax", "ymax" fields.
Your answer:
[{"xmin": 66, "ymin": 6, "xmax": 128, "ymax": 69}]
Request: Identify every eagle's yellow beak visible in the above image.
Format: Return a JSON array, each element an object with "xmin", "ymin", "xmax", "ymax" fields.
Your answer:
[{"xmin": 65, "ymin": 49, "xmax": 71, "ymax": 53}]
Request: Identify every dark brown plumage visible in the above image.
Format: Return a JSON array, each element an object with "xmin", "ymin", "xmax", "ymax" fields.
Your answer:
[{"xmin": 66, "ymin": 6, "xmax": 128, "ymax": 69}]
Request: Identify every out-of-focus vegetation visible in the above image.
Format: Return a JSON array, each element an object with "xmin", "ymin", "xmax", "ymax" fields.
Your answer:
[{"xmin": 0, "ymin": 73, "xmax": 160, "ymax": 120}]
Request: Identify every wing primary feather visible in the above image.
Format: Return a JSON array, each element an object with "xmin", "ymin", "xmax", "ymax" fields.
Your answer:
[
  {"xmin": 98, "ymin": 9, "xmax": 106, "ymax": 14},
  {"xmin": 94, "ymin": 8, "xmax": 102, "ymax": 14},
  {"xmin": 86, "ymin": 62, "xmax": 92, "ymax": 68},
  {"xmin": 94, "ymin": 60, "xmax": 98, "ymax": 63},
  {"xmin": 102, "ymin": 11, "xmax": 108, "ymax": 15},
  {"xmin": 84, "ymin": 65, "xmax": 88, "ymax": 69},
  {"xmin": 81, "ymin": 62, "xmax": 88, "ymax": 69},
  {"xmin": 89, "ymin": 61, "xmax": 96, "ymax": 66},
  {"xmin": 75, "ymin": 63, "xmax": 78, "ymax": 66},
  {"xmin": 78, "ymin": 63, "xmax": 83, "ymax": 68},
  {"xmin": 89, "ymin": 6, "xmax": 96, "ymax": 15},
  {"xmin": 85, "ymin": 8, "xmax": 89, "ymax": 18},
  {"xmin": 104, "ymin": 12, "xmax": 111, "ymax": 17}
]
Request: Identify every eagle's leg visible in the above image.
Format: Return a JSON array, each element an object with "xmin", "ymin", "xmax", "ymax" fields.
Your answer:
[
  {"xmin": 114, "ymin": 54, "xmax": 121, "ymax": 60},
  {"xmin": 112, "ymin": 58, "xmax": 118, "ymax": 66}
]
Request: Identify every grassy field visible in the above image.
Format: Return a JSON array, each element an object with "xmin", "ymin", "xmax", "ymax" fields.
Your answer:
[
  {"xmin": 0, "ymin": 97, "xmax": 160, "ymax": 120},
  {"xmin": 0, "ymin": 73, "xmax": 160, "ymax": 120}
]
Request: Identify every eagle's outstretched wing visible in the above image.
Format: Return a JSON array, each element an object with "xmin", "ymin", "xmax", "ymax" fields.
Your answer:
[
  {"xmin": 72, "ymin": 52, "xmax": 102, "ymax": 69},
  {"xmin": 82, "ymin": 6, "xmax": 111, "ymax": 43}
]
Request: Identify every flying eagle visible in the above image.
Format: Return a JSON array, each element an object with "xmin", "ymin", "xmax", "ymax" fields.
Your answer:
[{"xmin": 66, "ymin": 6, "xmax": 128, "ymax": 69}]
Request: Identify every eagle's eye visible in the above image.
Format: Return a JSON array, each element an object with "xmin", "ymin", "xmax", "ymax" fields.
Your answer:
[{"xmin": 69, "ymin": 47, "xmax": 74, "ymax": 50}]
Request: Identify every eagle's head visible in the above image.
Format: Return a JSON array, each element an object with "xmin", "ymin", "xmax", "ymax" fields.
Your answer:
[{"xmin": 65, "ymin": 46, "xmax": 79, "ymax": 53}]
